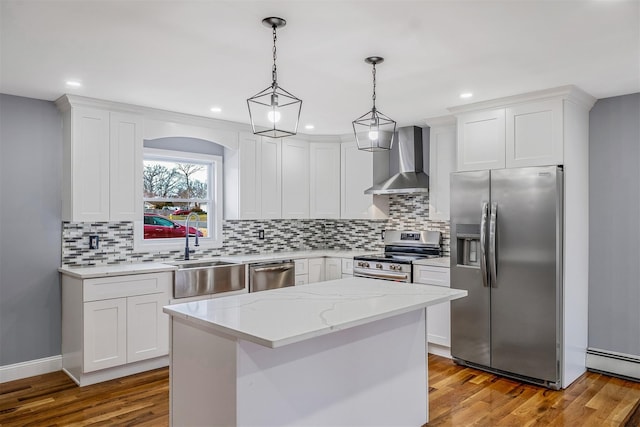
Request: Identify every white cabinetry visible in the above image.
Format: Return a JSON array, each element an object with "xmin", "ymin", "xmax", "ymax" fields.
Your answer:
[
  {"xmin": 310, "ymin": 143, "xmax": 341, "ymax": 219},
  {"xmin": 324, "ymin": 258, "xmax": 341, "ymax": 281},
  {"xmin": 308, "ymin": 258, "xmax": 325, "ymax": 283},
  {"xmin": 295, "ymin": 258, "xmax": 309, "ymax": 285},
  {"xmin": 61, "ymin": 271, "xmax": 171, "ymax": 386},
  {"xmin": 56, "ymin": 96, "xmax": 143, "ymax": 222},
  {"xmin": 427, "ymin": 119, "xmax": 456, "ymax": 221},
  {"xmin": 455, "ymin": 109, "xmax": 506, "ymax": 172},
  {"xmin": 340, "ymin": 141, "xmax": 389, "ymax": 219},
  {"xmin": 225, "ymin": 133, "xmax": 281, "ymax": 219},
  {"xmin": 282, "ymin": 139, "xmax": 310, "ymax": 219},
  {"xmin": 413, "ymin": 265, "xmax": 451, "ymax": 357},
  {"xmin": 341, "ymin": 258, "xmax": 354, "ymax": 278},
  {"xmin": 505, "ymin": 99, "xmax": 563, "ymax": 168},
  {"xmin": 451, "ymin": 87, "xmax": 584, "ymax": 172}
]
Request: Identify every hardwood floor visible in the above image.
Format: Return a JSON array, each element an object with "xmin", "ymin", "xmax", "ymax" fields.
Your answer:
[{"xmin": 1, "ymin": 355, "xmax": 639, "ymax": 426}]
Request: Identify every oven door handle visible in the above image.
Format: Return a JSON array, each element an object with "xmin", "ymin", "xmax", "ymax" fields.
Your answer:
[{"xmin": 353, "ymin": 268, "xmax": 409, "ymax": 282}]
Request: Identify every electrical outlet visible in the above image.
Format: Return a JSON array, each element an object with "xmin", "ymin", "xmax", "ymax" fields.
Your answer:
[
  {"xmin": 258, "ymin": 229, "xmax": 265, "ymax": 240},
  {"xmin": 89, "ymin": 235, "xmax": 99, "ymax": 249},
  {"xmin": 381, "ymin": 230, "xmax": 385, "ymax": 240}
]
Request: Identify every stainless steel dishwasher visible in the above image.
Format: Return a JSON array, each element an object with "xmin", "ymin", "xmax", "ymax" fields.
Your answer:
[{"xmin": 249, "ymin": 260, "xmax": 295, "ymax": 292}]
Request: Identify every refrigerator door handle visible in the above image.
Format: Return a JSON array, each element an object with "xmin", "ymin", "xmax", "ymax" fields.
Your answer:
[
  {"xmin": 480, "ymin": 202, "xmax": 489, "ymax": 287},
  {"xmin": 489, "ymin": 202, "xmax": 498, "ymax": 286}
]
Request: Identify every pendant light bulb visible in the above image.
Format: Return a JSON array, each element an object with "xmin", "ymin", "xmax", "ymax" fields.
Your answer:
[{"xmin": 268, "ymin": 110, "xmax": 282, "ymax": 123}]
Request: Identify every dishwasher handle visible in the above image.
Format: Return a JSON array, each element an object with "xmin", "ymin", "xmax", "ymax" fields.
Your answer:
[{"xmin": 252, "ymin": 264, "xmax": 294, "ymax": 273}]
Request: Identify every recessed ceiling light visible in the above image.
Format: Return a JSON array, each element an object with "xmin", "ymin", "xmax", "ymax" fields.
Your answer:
[
  {"xmin": 210, "ymin": 107, "xmax": 222, "ymax": 113},
  {"xmin": 305, "ymin": 124, "xmax": 315, "ymax": 130},
  {"xmin": 65, "ymin": 80, "xmax": 82, "ymax": 88},
  {"xmin": 460, "ymin": 92, "xmax": 473, "ymax": 99}
]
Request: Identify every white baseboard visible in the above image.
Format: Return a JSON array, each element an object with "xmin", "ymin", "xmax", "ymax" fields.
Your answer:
[
  {"xmin": 428, "ymin": 343, "xmax": 452, "ymax": 359},
  {"xmin": 586, "ymin": 348, "xmax": 640, "ymax": 381},
  {"xmin": 0, "ymin": 355, "xmax": 62, "ymax": 383}
]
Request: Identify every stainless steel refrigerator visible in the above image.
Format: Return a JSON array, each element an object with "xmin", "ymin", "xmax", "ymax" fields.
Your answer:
[{"xmin": 450, "ymin": 166, "xmax": 563, "ymax": 389}]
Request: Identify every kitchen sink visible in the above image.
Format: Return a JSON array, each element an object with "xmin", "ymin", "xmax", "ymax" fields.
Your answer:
[{"xmin": 171, "ymin": 260, "xmax": 246, "ymax": 299}]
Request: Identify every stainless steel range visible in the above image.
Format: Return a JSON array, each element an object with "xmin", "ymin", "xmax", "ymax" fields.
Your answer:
[{"xmin": 353, "ymin": 230, "xmax": 442, "ymax": 282}]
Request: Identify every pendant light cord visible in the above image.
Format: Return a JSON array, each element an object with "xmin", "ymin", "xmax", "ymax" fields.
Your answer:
[
  {"xmin": 272, "ymin": 26, "xmax": 278, "ymax": 88},
  {"xmin": 371, "ymin": 63, "xmax": 377, "ymax": 110}
]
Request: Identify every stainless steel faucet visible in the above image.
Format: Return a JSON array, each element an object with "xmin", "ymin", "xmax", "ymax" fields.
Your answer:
[{"xmin": 184, "ymin": 212, "xmax": 200, "ymax": 260}]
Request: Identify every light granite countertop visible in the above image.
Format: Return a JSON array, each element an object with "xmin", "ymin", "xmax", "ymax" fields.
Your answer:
[
  {"xmin": 412, "ymin": 256, "xmax": 451, "ymax": 268},
  {"xmin": 58, "ymin": 262, "xmax": 177, "ymax": 279},
  {"xmin": 163, "ymin": 277, "xmax": 466, "ymax": 348}
]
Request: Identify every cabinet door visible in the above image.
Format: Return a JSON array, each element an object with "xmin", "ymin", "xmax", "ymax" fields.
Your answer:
[
  {"xmin": 429, "ymin": 125, "xmax": 456, "ymax": 220},
  {"xmin": 109, "ymin": 112, "xmax": 143, "ymax": 221},
  {"xmin": 506, "ymin": 99, "xmax": 563, "ymax": 168},
  {"xmin": 325, "ymin": 258, "xmax": 341, "ymax": 281},
  {"xmin": 308, "ymin": 258, "xmax": 325, "ymax": 283},
  {"xmin": 413, "ymin": 266, "xmax": 451, "ymax": 347},
  {"xmin": 282, "ymin": 139, "xmax": 310, "ymax": 218},
  {"xmin": 340, "ymin": 142, "xmax": 389, "ymax": 219},
  {"xmin": 83, "ymin": 298, "xmax": 127, "ymax": 372},
  {"xmin": 70, "ymin": 107, "xmax": 110, "ymax": 221},
  {"xmin": 309, "ymin": 143, "xmax": 340, "ymax": 219},
  {"xmin": 260, "ymin": 137, "xmax": 282, "ymax": 218},
  {"xmin": 127, "ymin": 293, "xmax": 169, "ymax": 363},
  {"xmin": 456, "ymin": 109, "xmax": 505, "ymax": 171},
  {"xmin": 239, "ymin": 132, "xmax": 261, "ymax": 219},
  {"xmin": 341, "ymin": 258, "xmax": 354, "ymax": 275}
]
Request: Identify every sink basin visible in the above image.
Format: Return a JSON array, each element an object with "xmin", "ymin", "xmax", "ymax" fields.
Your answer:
[{"xmin": 172, "ymin": 260, "xmax": 246, "ymax": 299}]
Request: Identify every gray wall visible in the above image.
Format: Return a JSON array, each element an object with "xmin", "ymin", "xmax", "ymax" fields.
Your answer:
[
  {"xmin": 588, "ymin": 92, "xmax": 640, "ymax": 356},
  {"xmin": 0, "ymin": 94, "xmax": 63, "ymax": 365}
]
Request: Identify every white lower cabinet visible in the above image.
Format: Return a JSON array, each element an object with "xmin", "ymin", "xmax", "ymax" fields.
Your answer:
[
  {"xmin": 62, "ymin": 271, "xmax": 171, "ymax": 386},
  {"xmin": 83, "ymin": 298, "xmax": 127, "ymax": 372},
  {"xmin": 308, "ymin": 258, "xmax": 325, "ymax": 283},
  {"xmin": 324, "ymin": 258, "xmax": 341, "ymax": 281},
  {"xmin": 413, "ymin": 265, "xmax": 451, "ymax": 356},
  {"xmin": 295, "ymin": 258, "xmax": 309, "ymax": 285}
]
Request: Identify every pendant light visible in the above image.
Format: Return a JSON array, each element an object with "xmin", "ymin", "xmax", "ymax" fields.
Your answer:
[
  {"xmin": 352, "ymin": 56, "xmax": 396, "ymax": 151},
  {"xmin": 247, "ymin": 17, "xmax": 302, "ymax": 139}
]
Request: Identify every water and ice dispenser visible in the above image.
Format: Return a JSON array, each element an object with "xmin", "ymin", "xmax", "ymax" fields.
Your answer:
[{"xmin": 455, "ymin": 224, "xmax": 481, "ymax": 267}]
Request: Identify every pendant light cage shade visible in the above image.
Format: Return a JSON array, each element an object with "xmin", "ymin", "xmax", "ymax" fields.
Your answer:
[
  {"xmin": 353, "ymin": 56, "xmax": 396, "ymax": 151},
  {"xmin": 247, "ymin": 84, "xmax": 302, "ymax": 139},
  {"xmin": 352, "ymin": 109, "xmax": 396, "ymax": 151},
  {"xmin": 247, "ymin": 16, "xmax": 302, "ymax": 139}
]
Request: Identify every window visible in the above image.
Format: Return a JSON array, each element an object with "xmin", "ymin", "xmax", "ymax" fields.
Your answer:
[{"xmin": 134, "ymin": 148, "xmax": 223, "ymax": 250}]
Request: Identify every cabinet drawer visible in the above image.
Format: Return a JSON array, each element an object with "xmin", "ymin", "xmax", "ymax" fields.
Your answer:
[
  {"xmin": 294, "ymin": 259, "xmax": 308, "ymax": 275},
  {"xmin": 413, "ymin": 266, "xmax": 450, "ymax": 287},
  {"xmin": 295, "ymin": 274, "xmax": 309, "ymax": 285},
  {"xmin": 83, "ymin": 272, "xmax": 171, "ymax": 302},
  {"xmin": 342, "ymin": 258, "xmax": 354, "ymax": 275}
]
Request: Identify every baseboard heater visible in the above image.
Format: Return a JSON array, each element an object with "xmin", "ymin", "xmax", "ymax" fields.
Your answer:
[{"xmin": 586, "ymin": 348, "xmax": 640, "ymax": 382}]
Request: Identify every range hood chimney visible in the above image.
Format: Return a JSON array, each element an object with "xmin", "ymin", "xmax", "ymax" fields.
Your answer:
[{"xmin": 364, "ymin": 126, "xmax": 429, "ymax": 195}]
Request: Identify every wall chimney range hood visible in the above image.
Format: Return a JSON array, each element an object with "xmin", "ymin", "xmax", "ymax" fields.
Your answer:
[{"xmin": 364, "ymin": 126, "xmax": 429, "ymax": 195}]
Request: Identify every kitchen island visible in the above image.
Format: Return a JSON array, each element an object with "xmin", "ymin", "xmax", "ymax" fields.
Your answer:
[{"xmin": 163, "ymin": 277, "xmax": 466, "ymax": 426}]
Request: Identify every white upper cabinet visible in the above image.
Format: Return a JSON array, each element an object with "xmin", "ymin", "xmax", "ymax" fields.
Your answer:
[
  {"xmin": 456, "ymin": 108, "xmax": 505, "ymax": 171},
  {"xmin": 309, "ymin": 143, "xmax": 340, "ymax": 219},
  {"xmin": 109, "ymin": 112, "xmax": 143, "ymax": 221},
  {"xmin": 340, "ymin": 141, "xmax": 389, "ymax": 219},
  {"xmin": 225, "ymin": 133, "xmax": 282, "ymax": 220},
  {"xmin": 505, "ymin": 99, "xmax": 563, "ymax": 168},
  {"xmin": 450, "ymin": 86, "xmax": 593, "ymax": 172},
  {"xmin": 57, "ymin": 96, "xmax": 143, "ymax": 222},
  {"xmin": 427, "ymin": 120, "xmax": 456, "ymax": 221},
  {"xmin": 260, "ymin": 137, "xmax": 283, "ymax": 218},
  {"xmin": 282, "ymin": 138, "xmax": 310, "ymax": 218}
]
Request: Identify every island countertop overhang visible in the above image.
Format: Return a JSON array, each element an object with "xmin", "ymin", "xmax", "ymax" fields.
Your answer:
[{"xmin": 163, "ymin": 277, "xmax": 466, "ymax": 348}]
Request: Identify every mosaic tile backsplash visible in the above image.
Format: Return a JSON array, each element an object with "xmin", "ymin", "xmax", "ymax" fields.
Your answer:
[{"xmin": 62, "ymin": 195, "xmax": 450, "ymax": 266}]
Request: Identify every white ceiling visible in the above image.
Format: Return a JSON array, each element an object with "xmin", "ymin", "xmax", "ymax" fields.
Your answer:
[{"xmin": 1, "ymin": 1, "xmax": 639, "ymax": 135}]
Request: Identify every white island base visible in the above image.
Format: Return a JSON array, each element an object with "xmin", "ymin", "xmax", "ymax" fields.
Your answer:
[{"xmin": 165, "ymin": 278, "xmax": 467, "ymax": 426}]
